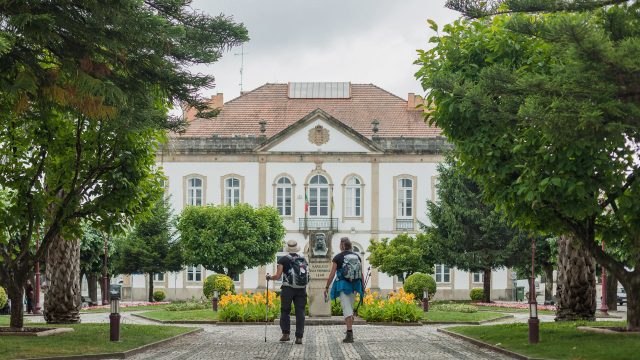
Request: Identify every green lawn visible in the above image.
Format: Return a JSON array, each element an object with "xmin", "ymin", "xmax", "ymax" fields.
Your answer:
[
  {"xmin": 0, "ymin": 316, "xmax": 8, "ymax": 326},
  {"xmin": 448, "ymin": 321, "xmax": 639, "ymax": 360},
  {"xmin": 0, "ymin": 323, "xmax": 194, "ymax": 360},
  {"xmin": 423, "ymin": 311, "xmax": 507, "ymax": 323},
  {"xmin": 81, "ymin": 303, "xmax": 170, "ymax": 313},
  {"xmin": 139, "ymin": 309, "xmax": 217, "ymax": 322},
  {"xmin": 476, "ymin": 305, "xmax": 556, "ymax": 316}
]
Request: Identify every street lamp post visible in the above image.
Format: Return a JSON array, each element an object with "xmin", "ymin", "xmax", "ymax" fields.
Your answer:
[
  {"xmin": 599, "ymin": 239, "xmax": 609, "ymax": 315},
  {"xmin": 528, "ymin": 237, "xmax": 540, "ymax": 344},
  {"xmin": 102, "ymin": 235, "xmax": 109, "ymax": 305}
]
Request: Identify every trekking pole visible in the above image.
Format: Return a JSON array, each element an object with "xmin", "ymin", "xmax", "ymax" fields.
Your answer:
[{"xmin": 265, "ymin": 277, "xmax": 269, "ymax": 342}]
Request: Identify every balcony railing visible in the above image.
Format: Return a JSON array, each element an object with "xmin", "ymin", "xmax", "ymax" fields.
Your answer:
[
  {"xmin": 395, "ymin": 218, "xmax": 415, "ymax": 231},
  {"xmin": 299, "ymin": 218, "xmax": 339, "ymax": 232}
]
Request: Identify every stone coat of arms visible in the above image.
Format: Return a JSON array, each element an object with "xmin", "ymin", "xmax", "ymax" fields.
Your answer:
[{"xmin": 308, "ymin": 125, "xmax": 330, "ymax": 146}]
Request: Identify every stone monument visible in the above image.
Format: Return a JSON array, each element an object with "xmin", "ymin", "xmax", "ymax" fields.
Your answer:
[{"xmin": 306, "ymin": 231, "xmax": 333, "ymax": 317}]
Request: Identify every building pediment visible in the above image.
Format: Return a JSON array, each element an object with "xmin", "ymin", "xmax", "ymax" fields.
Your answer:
[{"xmin": 255, "ymin": 109, "xmax": 383, "ymax": 153}]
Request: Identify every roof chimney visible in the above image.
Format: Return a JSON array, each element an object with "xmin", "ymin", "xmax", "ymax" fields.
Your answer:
[
  {"xmin": 183, "ymin": 93, "xmax": 224, "ymax": 121},
  {"xmin": 407, "ymin": 93, "xmax": 416, "ymax": 109}
]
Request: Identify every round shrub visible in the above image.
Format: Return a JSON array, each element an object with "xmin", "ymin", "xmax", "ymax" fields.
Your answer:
[
  {"xmin": 431, "ymin": 303, "xmax": 478, "ymax": 313},
  {"xmin": 203, "ymin": 274, "xmax": 235, "ymax": 299},
  {"xmin": 470, "ymin": 288, "xmax": 484, "ymax": 301},
  {"xmin": 404, "ymin": 272, "xmax": 436, "ymax": 300},
  {"xmin": 153, "ymin": 290, "xmax": 166, "ymax": 302},
  {"xmin": 0, "ymin": 286, "xmax": 7, "ymax": 309}
]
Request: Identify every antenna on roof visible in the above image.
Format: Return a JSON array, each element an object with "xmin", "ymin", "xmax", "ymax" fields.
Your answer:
[{"xmin": 234, "ymin": 44, "xmax": 248, "ymax": 93}]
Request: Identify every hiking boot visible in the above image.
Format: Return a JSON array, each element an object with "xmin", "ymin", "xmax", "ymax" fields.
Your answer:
[
  {"xmin": 279, "ymin": 334, "xmax": 290, "ymax": 342},
  {"xmin": 295, "ymin": 337, "xmax": 303, "ymax": 344},
  {"xmin": 343, "ymin": 331, "xmax": 354, "ymax": 343}
]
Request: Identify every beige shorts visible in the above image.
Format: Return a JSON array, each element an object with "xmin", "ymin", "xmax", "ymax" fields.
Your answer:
[{"xmin": 339, "ymin": 292, "xmax": 356, "ymax": 318}]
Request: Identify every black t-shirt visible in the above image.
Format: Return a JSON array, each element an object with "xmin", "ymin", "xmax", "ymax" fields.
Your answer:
[
  {"xmin": 278, "ymin": 253, "xmax": 299, "ymax": 275},
  {"xmin": 332, "ymin": 251, "xmax": 361, "ymax": 271}
]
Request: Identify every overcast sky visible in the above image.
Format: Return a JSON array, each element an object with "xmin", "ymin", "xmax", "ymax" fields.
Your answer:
[{"xmin": 192, "ymin": 0, "xmax": 460, "ymax": 101}]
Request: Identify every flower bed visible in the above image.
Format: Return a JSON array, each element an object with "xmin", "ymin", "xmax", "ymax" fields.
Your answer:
[
  {"xmin": 431, "ymin": 303, "xmax": 479, "ymax": 313},
  {"xmin": 218, "ymin": 291, "xmax": 279, "ymax": 322},
  {"xmin": 475, "ymin": 302, "xmax": 556, "ymax": 311},
  {"xmin": 357, "ymin": 288, "xmax": 422, "ymax": 323}
]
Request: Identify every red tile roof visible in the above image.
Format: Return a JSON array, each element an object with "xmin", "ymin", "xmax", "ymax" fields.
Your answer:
[{"xmin": 173, "ymin": 83, "xmax": 441, "ymax": 138}]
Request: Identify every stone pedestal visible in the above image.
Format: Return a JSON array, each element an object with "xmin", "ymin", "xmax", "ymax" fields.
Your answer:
[{"xmin": 306, "ymin": 230, "xmax": 333, "ymax": 317}]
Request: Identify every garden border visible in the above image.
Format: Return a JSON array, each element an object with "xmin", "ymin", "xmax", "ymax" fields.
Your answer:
[
  {"xmin": 131, "ymin": 313, "xmax": 218, "ymax": 324},
  {"xmin": 423, "ymin": 314, "xmax": 514, "ymax": 325},
  {"xmin": 437, "ymin": 328, "xmax": 544, "ymax": 360},
  {"xmin": 18, "ymin": 327, "xmax": 203, "ymax": 360}
]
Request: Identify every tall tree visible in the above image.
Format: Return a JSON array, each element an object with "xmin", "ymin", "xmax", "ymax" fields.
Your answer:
[
  {"xmin": 112, "ymin": 197, "xmax": 183, "ymax": 302},
  {"xmin": 368, "ymin": 233, "xmax": 434, "ymax": 280},
  {"xmin": 79, "ymin": 222, "xmax": 115, "ymax": 305},
  {"xmin": 446, "ymin": 0, "xmax": 633, "ymax": 18},
  {"xmin": 0, "ymin": 1, "xmax": 248, "ymax": 329},
  {"xmin": 177, "ymin": 204, "xmax": 285, "ymax": 280},
  {"xmin": 425, "ymin": 154, "xmax": 529, "ymax": 302},
  {"xmin": 416, "ymin": 4, "xmax": 640, "ymax": 329}
]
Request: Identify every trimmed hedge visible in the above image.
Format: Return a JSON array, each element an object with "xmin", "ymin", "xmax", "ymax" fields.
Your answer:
[
  {"xmin": 404, "ymin": 272, "xmax": 437, "ymax": 300},
  {"xmin": 469, "ymin": 288, "xmax": 484, "ymax": 301},
  {"xmin": 203, "ymin": 274, "xmax": 235, "ymax": 299},
  {"xmin": 153, "ymin": 290, "xmax": 166, "ymax": 302},
  {"xmin": 431, "ymin": 303, "xmax": 478, "ymax": 313}
]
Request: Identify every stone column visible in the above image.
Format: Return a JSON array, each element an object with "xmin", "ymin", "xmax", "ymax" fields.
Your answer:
[{"xmin": 306, "ymin": 231, "xmax": 333, "ymax": 317}]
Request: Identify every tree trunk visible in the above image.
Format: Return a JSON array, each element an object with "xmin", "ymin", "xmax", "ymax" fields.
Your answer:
[
  {"xmin": 148, "ymin": 273, "xmax": 154, "ymax": 302},
  {"xmin": 605, "ymin": 272, "xmax": 618, "ymax": 311},
  {"xmin": 482, "ymin": 268, "xmax": 491, "ymax": 303},
  {"xmin": 7, "ymin": 283, "xmax": 25, "ymax": 329},
  {"xmin": 626, "ymin": 282, "xmax": 640, "ymax": 331},
  {"xmin": 44, "ymin": 235, "xmax": 81, "ymax": 324},
  {"xmin": 555, "ymin": 235, "xmax": 596, "ymax": 321},
  {"xmin": 87, "ymin": 273, "xmax": 98, "ymax": 305},
  {"xmin": 543, "ymin": 264, "xmax": 554, "ymax": 303}
]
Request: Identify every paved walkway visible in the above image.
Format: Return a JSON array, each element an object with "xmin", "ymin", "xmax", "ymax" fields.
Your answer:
[{"xmin": 127, "ymin": 324, "xmax": 512, "ymax": 360}]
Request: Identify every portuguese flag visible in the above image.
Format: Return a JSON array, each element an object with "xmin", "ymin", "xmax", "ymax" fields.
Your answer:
[{"xmin": 304, "ymin": 192, "xmax": 309, "ymax": 213}]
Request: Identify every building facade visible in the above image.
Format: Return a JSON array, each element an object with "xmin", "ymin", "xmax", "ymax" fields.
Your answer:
[{"xmin": 122, "ymin": 82, "xmax": 513, "ymax": 301}]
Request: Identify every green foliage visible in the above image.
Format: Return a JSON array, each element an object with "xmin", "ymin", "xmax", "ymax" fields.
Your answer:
[
  {"xmin": 165, "ymin": 300, "xmax": 208, "ymax": 312},
  {"xmin": 152, "ymin": 290, "xmax": 166, "ymax": 302},
  {"xmin": 469, "ymin": 288, "xmax": 484, "ymax": 302},
  {"xmin": 0, "ymin": 0, "xmax": 247, "ymax": 328},
  {"xmin": 367, "ymin": 233, "xmax": 434, "ymax": 278},
  {"xmin": 218, "ymin": 300, "xmax": 278, "ymax": 323},
  {"xmin": 358, "ymin": 301, "xmax": 423, "ymax": 323},
  {"xmin": 0, "ymin": 286, "xmax": 7, "ymax": 308},
  {"xmin": 178, "ymin": 204, "xmax": 285, "ymax": 279},
  {"xmin": 431, "ymin": 303, "xmax": 479, "ymax": 313},
  {"xmin": 203, "ymin": 274, "xmax": 235, "ymax": 299},
  {"xmin": 80, "ymin": 222, "xmax": 116, "ymax": 277},
  {"xmin": 404, "ymin": 273, "xmax": 437, "ymax": 300},
  {"xmin": 112, "ymin": 197, "xmax": 183, "ymax": 276},
  {"xmin": 416, "ymin": 3, "xmax": 640, "ymax": 329}
]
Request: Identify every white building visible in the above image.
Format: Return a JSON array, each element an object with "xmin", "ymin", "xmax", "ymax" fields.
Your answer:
[{"xmin": 123, "ymin": 82, "xmax": 513, "ymax": 301}]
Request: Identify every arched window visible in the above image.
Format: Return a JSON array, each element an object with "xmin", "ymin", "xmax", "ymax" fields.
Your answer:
[
  {"xmin": 308, "ymin": 174, "xmax": 329, "ymax": 217},
  {"xmin": 397, "ymin": 178, "xmax": 413, "ymax": 218},
  {"xmin": 345, "ymin": 176, "xmax": 362, "ymax": 217},
  {"xmin": 186, "ymin": 177, "xmax": 204, "ymax": 206},
  {"xmin": 275, "ymin": 176, "xmax": 293, "ymax": 216},
  {"xmin": 224, "ymin": 177, "xmax": 241, "ymax": 205}
]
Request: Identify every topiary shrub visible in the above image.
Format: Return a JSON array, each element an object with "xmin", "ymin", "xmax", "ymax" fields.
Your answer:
[
  {"xmin": 469, "ymin": 288, "xmax": 484, "ymax": 302},
  {"xmin": 203, "ymin": 274, "xmax": 235, "ymax": 299},
  {"xmin": 0, "ymin": 286, "xmax": 7, "ymax": 309},
  {"xmin": 431, "ymin": 303, "xmax": 478, "ymax": 313},
  {"xmin": 153, "ymin": 290, "xmax": 166, "ymax": 302},
  {"xmin": 404, "ymin": 272, "xmax": 437, "ymax": 300}
]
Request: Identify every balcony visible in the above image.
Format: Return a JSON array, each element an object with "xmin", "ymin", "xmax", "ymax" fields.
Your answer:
[
  {"xmin": 395, "ymin": 218, "xmax": 415, "ymax": 231},
  {"xmin": 299, "ymin": 218, "xmax": 339, "ymax": 232}
]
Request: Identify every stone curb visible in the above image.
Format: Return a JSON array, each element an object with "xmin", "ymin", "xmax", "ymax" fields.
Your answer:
[
  {"xmin": 577, "ymin": 326, "xmax": 640, "ymax": 335},
  {"xmin": 19, "ymin": 327, "xmax": 203, "ymax": 360},
  {"xmin": 423, "ymin": 314, "xmax": 514, "ymax": 325},
  {"xmin": 0, "ymin": 327, "xmax": 74, "ymax": 337},
  {"xmin": 367, "ymin": 322, "xmax": 422, "ymax": 326},
  {"xmin": 131, "ymin": 313, "xmax": 218, "ymax": 324},
  {"xmin": 437, "ymin": 328, "xmax": 545, "ymax": 360}
]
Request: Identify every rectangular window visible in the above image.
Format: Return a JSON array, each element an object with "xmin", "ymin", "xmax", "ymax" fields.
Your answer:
[
  {"xmin": 319, "ymin": 188, "xmax": 328, "ymax": 216},
  {"xmin": 276, "ymin": 187, "xmax": 292, "ymax": 216},
  {"xmin": 187, "ymin": 177, "xmax": 203, "ymax": 206},
  {"xmin": 345, "ymin": 187, "xmax": 361, "ymax": 217},
  {"xmin": 472, "ymin": 272, "xmax": 483, "ymax": 283},
  {"xmin": 397, "ymin": 178, "xmax": 413, "ymax": 218},
  {"xmin": 153, "ymin": 273, "xmax": 165, "ymax": 282},
  {"xmin": 232, "ymin": 274, "xmax": 240, "ymax": 282},
  {"xmin": 187, "ymin": 266, "xmax": 202, "ymax": 282},
  {"xmin": 435, "ymin": 264, "xmax": 451, "ymax": 283}
]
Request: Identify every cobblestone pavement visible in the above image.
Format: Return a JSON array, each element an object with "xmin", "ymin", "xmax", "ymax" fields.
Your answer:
[{"xmin": 128, "ymin": 324, "xmax": 513, "ymax": 360}]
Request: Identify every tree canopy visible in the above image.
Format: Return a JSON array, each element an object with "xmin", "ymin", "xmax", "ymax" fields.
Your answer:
[
  {"xmin": 446, "ymin": 0, "xmax": 634, "ymax": 18},
  {"xmin": 367, "ymin": 233, "xmax": 434, "ymax": 279},
  {"xmin": 416, "ymin": 3, "xmax": 640, "ymax": 329},
  {"xmin": 0, "ymin": 0, "xmax": 248, "ymax": 329},
  {"xmin": 177, "ymin": 204, "xmax": 285, "ymax": 279}
]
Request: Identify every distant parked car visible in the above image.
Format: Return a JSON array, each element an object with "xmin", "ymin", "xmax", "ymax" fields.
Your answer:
[{"xmin": 617, "ymin": 288, "xmax": 627, "ymax": 305}]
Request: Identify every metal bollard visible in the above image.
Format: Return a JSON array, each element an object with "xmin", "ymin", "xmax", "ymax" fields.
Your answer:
[
  {"xmin": 422, "ymin": 289, "xmax": 429, "ymax": 312},
  {"xmin": 212, "ymin": 290, "xmax": 219, "ymax": 312},
  {"xmin": 110, "ymin": 299, "xmax": 121, "ymax": 342}
]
